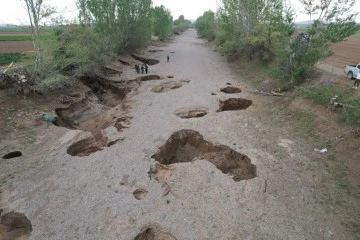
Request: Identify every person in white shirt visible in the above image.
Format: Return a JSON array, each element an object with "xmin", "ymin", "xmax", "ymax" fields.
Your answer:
[{"xmin": 354, "ymin": 72, "xmax": 360, "ymax": 89}]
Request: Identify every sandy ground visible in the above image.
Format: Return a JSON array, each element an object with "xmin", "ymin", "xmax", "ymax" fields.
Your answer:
[{"xmin": 0, "ymin": 29, "xmax": 355, "ymax": 239}]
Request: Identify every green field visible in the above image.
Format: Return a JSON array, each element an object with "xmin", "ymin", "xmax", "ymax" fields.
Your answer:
[
  {"xmin": 0, "ymin": 35, "xmax": 32, "ymax": 41},
  {"xmin": 0, "ymin": 52, "xmax": 33, "ymax": 66},
  {"xmin": 0, "ymin": 27, "xmax": 31, "ymax": 32}
]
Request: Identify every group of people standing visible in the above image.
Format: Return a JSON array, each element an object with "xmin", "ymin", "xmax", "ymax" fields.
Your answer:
[{"xmin": 135, "ymin": 64, "xmax": 149, "ymax": 74}]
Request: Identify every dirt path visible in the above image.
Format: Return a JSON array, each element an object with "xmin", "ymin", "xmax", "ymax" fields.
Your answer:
[{"xmin": 0, "ymin": 29, "xmax": 353, "ymax": 239}]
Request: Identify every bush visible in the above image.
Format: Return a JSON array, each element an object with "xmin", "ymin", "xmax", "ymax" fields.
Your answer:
[
  {"xmin": 33, "ymin": 74, "xmax": 77, "ymax": 92},
  {"xmin": 295, "ymin": 85, "xmax": 350, "ymax": 105},
  {"xmin": 339, "ymin": 98, "xmax": 360, "ymax": 125}
]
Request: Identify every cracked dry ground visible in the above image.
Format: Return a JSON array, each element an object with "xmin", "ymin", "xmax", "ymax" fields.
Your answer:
[{"xmin": 0, "ymin": 29, "xmax": 356, "ymax": 240}]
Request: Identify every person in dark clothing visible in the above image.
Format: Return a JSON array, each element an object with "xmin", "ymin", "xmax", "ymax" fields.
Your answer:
[
  {"xmin": 135, "ymin": 64, "xmax": 139, "ymax": 74},
  {"xmin": 145, "ymin": 64, "xmax": 148, "ymax": 74},
  {"xmin": 141, "ymin": 64, "xmax": 145, "ymax": 74},
  {"xmin": 167, "ymin": 55, "xmax": 170, "ymax": 62}
]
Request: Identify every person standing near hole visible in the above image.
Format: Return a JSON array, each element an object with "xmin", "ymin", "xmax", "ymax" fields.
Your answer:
[
  {"xmin": 353, "ymin": 71, "xmax": 360, "ymax": 89},
  {"xmin": 141, "ymin": 64, "xmax": 145, "ymax": 74},
  {"xmin": 167, "ymin": 55, "xmax": 170, "ymax": 62},
  {"xmin": 145, "ymin": 64, "xmax": 148, "ymax": 74}
]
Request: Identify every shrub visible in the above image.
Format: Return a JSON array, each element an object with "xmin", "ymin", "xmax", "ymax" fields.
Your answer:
[
  {"xmin": 295, "ymin": 85, "xmax": 350, "ymax": 105},
  {"xmin": 339, "ymin": 98, "xmax": 360, "ymax": 125}
]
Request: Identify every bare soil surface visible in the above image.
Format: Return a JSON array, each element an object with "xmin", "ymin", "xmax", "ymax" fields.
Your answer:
[
  {"xmin": 0, "ymin": 41, "xmax": 33, "ymax": 53},
  {"xmin": 317, "ymin": 37, "xmax": 360, "ymax": 75},
  {"xmin": 0, "ymin": 29, "xmax": 358, "ymax": 240}
]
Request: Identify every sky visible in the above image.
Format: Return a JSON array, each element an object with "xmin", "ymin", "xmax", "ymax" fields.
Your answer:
[{"xmin": 0, "ymin": 0, "xmax": 359, "ymax": 25}]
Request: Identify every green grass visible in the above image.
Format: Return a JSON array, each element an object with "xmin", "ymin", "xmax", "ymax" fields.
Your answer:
[
  {"xmin": 0, "ymin": 52, "xmax": 34, "ymax": 66},
  {"xmin": 339, "ymin": 98, "xmax": 360, "ymax": 125},
  {"xmin": 0, "ymin": 53, "xmax": 23, "ymax": 65},
  {"xmin": 0, "ymin": 35, "xmax": 32, "ymax": 41},
  {"xmin": 350, "ymin": 30, "xmax": 360, "ymax": 38},
  {"xmin": 295, "ymin": 85, "xmax": 351, "ymax": 105}
]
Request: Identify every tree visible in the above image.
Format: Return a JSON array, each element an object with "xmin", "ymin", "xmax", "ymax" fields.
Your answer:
[
  {"xmin": 152, "ymin": 5, "xmax": 173, "ymax": 40},
  {"xmin": 173, "ymin": 15, "xmax": 191, "ymax": 34},
  {"xmin": 195, "ymin": 10, "xmax": 216, "ymax": 41},
  {"xmin": 22, "ymin": 0, "xmax": 55, "ymax": 80},
  {"xmin": 82, "ymin": 0, "xmax": 153, "ymax": 52},
  {"xmin": 215, "ymin": 0, "xmax": 284, "ymax": 56},
  {"xmin": 285, "ymin": 0, "xmax": 359, "ymax": 84}
]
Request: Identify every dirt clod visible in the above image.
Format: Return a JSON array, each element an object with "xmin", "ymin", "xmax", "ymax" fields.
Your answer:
[
  {"xmin": 133, "ymin": 189, "xmax": 148, "ymax": 200},
  {"xmin": 220, "ymin": 86, "xmax": 242, "ymax": 94},
  {"xmin": 175, "ymin": 107, "xmax": 208, "ymax": 119},
  {"xmin": 2, "ymin": 151, "xmax": 22, "ymax": 159},
  {"xmin": 218, "ymin": 98, "xmax": 252, "ymax": 112},
  {"xmin": 151, "ymin": 130, "xmax": 256, "ymax": 181},
  {"xmin": 0, "ymin": 211, "xmax": 32, "ymax": 240},
  {"xmin": 148, "ymin": 163, "xmax": 175, "ymax": 182},
  {"xmin": 135, "ymin": 226, "xmax": 177, "ymax": 240}
]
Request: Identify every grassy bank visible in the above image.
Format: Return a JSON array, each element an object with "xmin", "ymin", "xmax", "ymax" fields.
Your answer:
[{"xmin": 0, "ymin": 52, "xmax": 33, "ymax": 66}]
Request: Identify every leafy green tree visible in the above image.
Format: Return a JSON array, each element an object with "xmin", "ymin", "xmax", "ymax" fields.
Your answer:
[
  {"xmin": 173, "ymin": 15, "xmax": 191, "ymax": 34},
  {"xmin": 22, "ymin": 0, "xmax": 55, "ymax": 80},
  {"xmin": 215, "ymin": 0, "xmax": 285, "ymax": 55},
  {"xmin": 80, "ymin": 0, "xmax": 153, "ymax": 53},
  {"xmin": 195, "ymin": 10, "xmax": 216, "ymax": 41},
  {"xmin": 276, "ymin": 0, "xmax": 360, "ymax": 85},
  {"xmin": 152, "ymin": 5, "xmax": 173, "ymax": 40}
]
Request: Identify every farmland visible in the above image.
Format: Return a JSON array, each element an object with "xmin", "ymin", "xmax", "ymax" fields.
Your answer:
[{"xmin": 0, "ymin": 27, "xmax": 36, "ymax": 66}]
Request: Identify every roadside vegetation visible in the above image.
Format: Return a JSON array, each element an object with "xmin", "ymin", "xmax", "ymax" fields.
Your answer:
[
  {"xmin": 0, "ymin": 0, "xmax": 190, "ymax": 93},
  {"xmin": 195, "ymin": 0, "xmax": 360, "ymax": 126}
]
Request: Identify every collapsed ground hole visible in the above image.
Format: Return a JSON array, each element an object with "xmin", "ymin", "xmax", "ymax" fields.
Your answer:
[
  {"xmin": 133, "ymin": 189, "xmax": 148, "ymax": 200},
  {"xmin": 151, "ymin": 130, "xmax": 256, "ymax": 181},
  {"xmin": 117, "ymin": 59, "xmax": 130, "ymax": 66},
  {"xmin": 67, "ymin": 131, "xmax": 123, "ymax": 157},
  {"xmin": 148, "ymin": 49, "xmax": 163, "ymax": 52},
  {"xmin": 135, "ymin": 226, "xmax": 177, "ymax": 240},
  {"xmin": 67, "ymin": 135, "xmax": 103, "ymax": 157},
  {"xmin": 2, "ymin": 151, "xmax": 22, "ymax": 159},
  {"xmin": 139, "ymin": 75, "xmax": 162, "ymax": 81},
  {"xmin": 218, "ymin": 98, "xmax": 252, "ymax": 112},
  {"xmin": 220, "ymin": 86, "xmax": 242, "ymax": 94},
  {"xmin": 100, "ymin": 66, "xmax": 122, "ymax": 75},
  {"xmin": 53, "ymin": 76, "xmax": 138, "ymax": 134},
  {"xmin": 131, "ymin": 54, "xmax": 160, "ymax": 65},
  {"xmin": 0, "ymin": 211, "xmax": 32, "ymax": 240},
  {"xmin": 175, "ymin": 107, "xmax": 208, "ymax": 119},
  {"xmin": 151, "ymin": 80, "xmax": 189, "ymax": 93}
]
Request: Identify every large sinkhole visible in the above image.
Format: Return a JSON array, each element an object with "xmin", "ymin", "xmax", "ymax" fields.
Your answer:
[
  {"xmin": 151, "ymin": 130, "xmax": 256, "ymax": 181},
  {"xmin": 218, "ymin": 98, "xmax": 252, "ymax": 112},
  {"xmin": 135, "ymin": 227, "xmax": 177, "ymax": 240},
  {"xmin": 0, "ymin": 211, "xmax": 33, "ymax": 240},
  {"xmin": 53, "ymin": 76, "xmax": 137, "ymax": 134}
]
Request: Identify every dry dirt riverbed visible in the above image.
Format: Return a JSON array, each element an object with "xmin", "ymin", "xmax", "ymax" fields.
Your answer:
[{"xmin": 0, "ymin": 29, "xmax": 355, "ymax": 239}]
